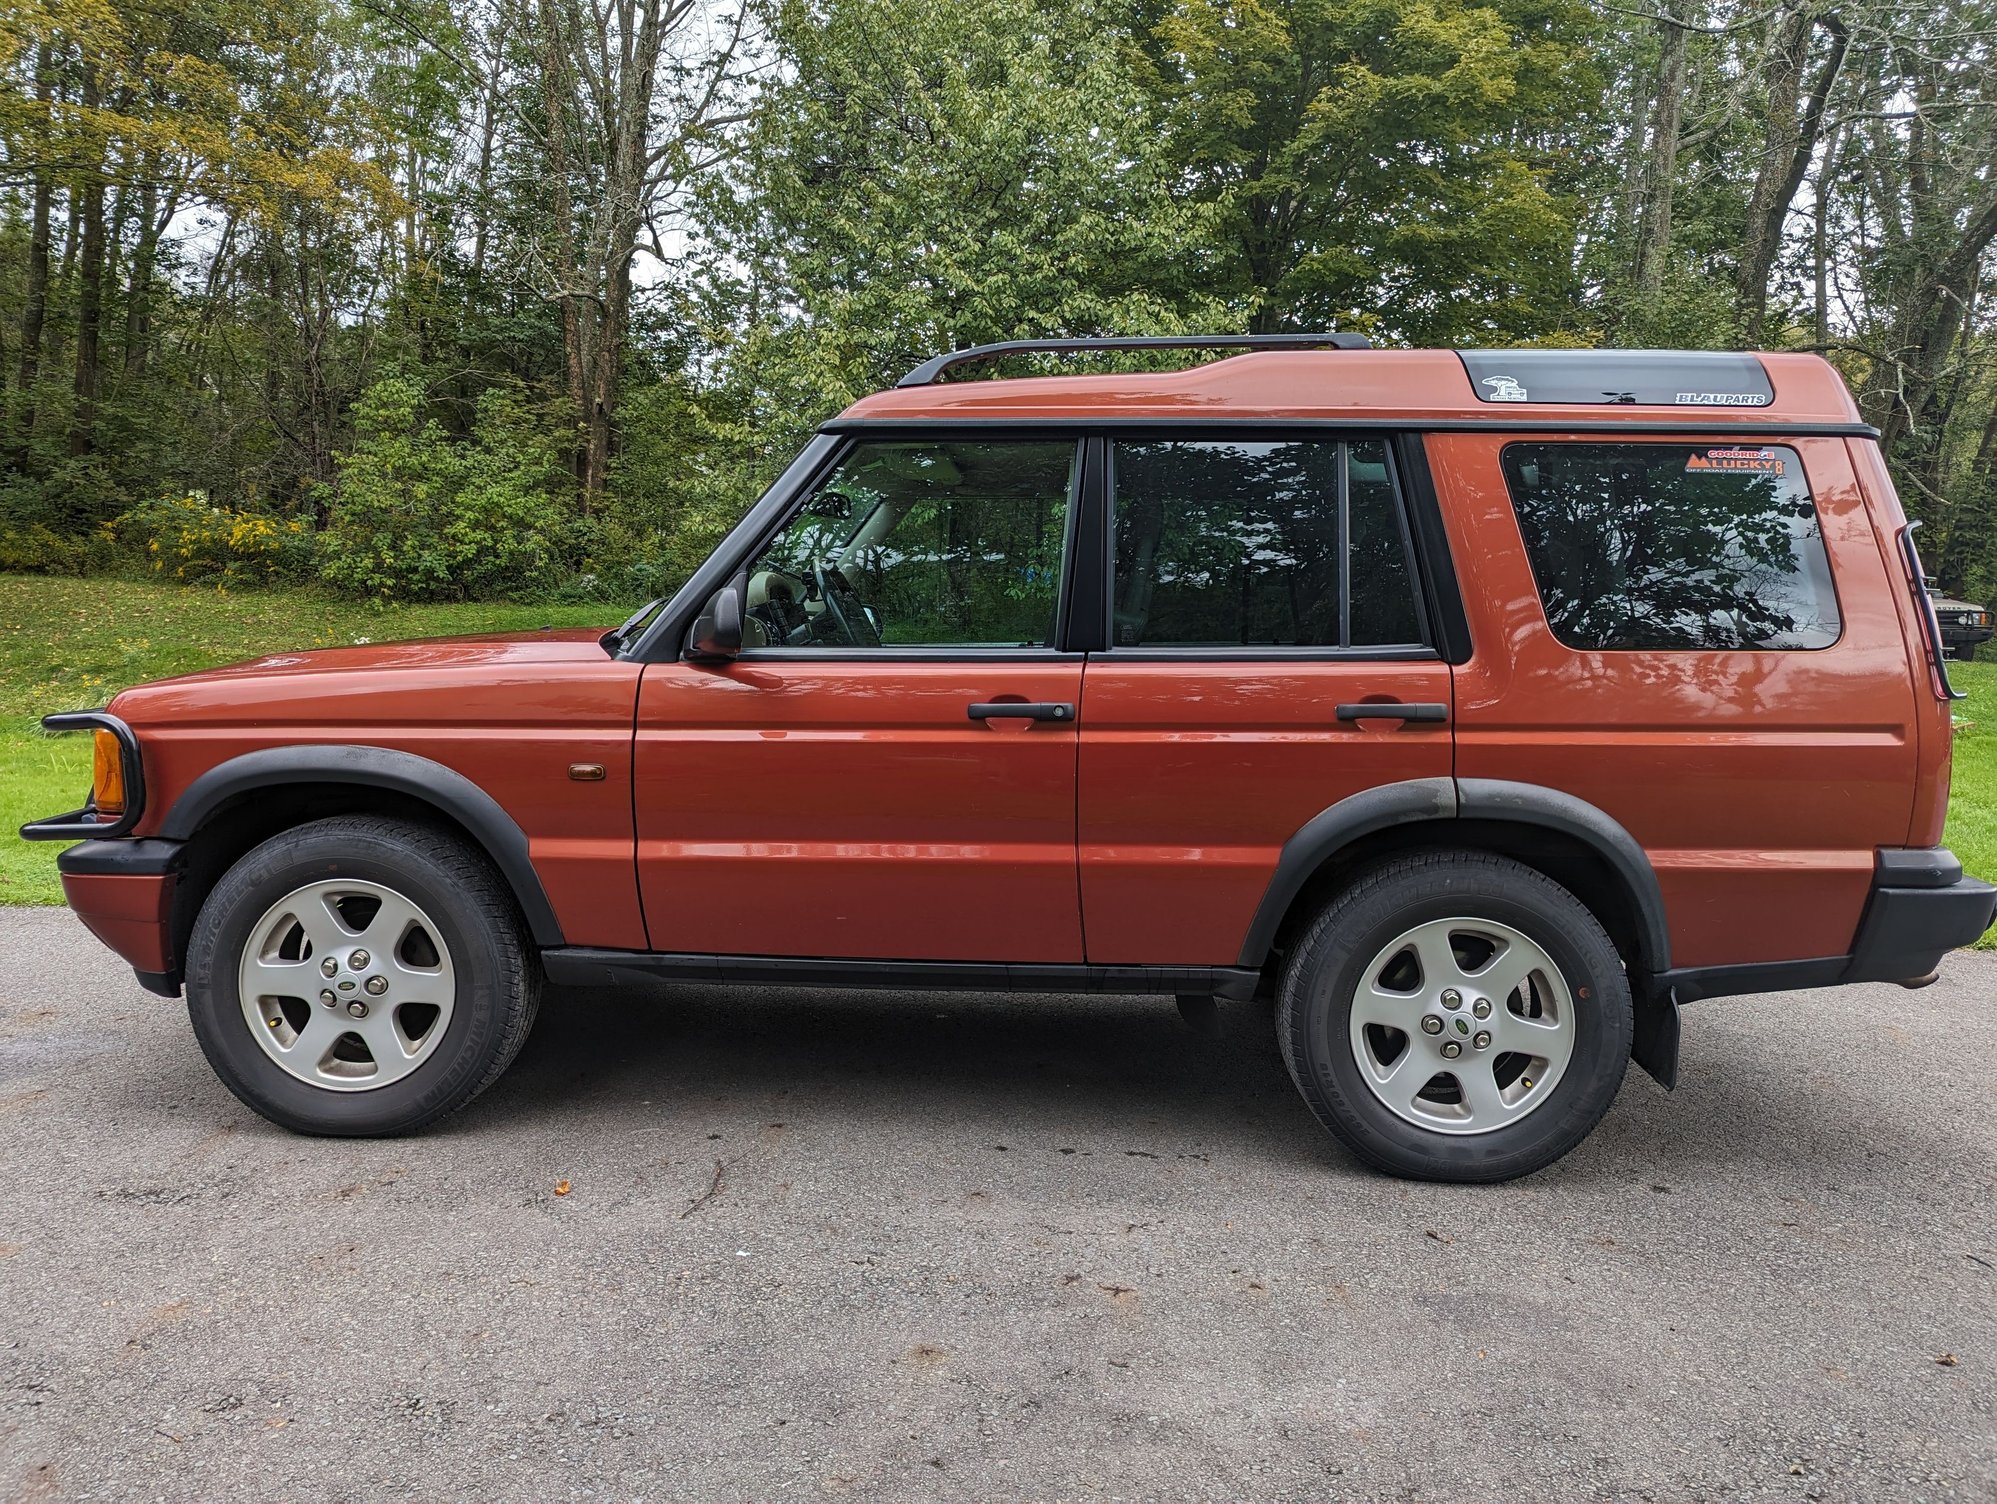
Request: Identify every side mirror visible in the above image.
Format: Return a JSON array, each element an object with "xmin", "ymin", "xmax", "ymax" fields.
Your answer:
[{"xmin": 687, "ymin": 573, "xmax": 746, "ymax": 659}]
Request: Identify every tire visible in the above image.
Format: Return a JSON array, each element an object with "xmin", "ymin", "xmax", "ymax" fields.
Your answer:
[
  {"xmin": 184, "ymin": 815, "xmax": 540, "ymax": 1135},
  {"xmin": 1276, "ymin": 850, "xmax": 1632, "ymax": 1183}
]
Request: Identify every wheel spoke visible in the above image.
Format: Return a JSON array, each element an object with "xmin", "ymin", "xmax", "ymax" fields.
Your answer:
[
  {"xmin": 300, "ymin": 888, "xmax": 361, "ymax": 951},
  {"xmin": 243, "ymin": 952, "xmax": 315, "ymax": 996},
  {"xmin": 1467, "ymin": 941, "xmax": 1535, "ymax": 1010},
  {"xmin": 1352, "ymin": 982, "xmax": 1418, "ymax": 1033},
  {"xmin": 1410, "ymin": 926, "xmax": 1467, "ymax": 992},
  {"xmin": 1371, "ymin": 1048, "xmax": 1439, "ymax": 1117},
  {"xmin": 353, "ymin": 1006, "xmax": 412, "ymax": 1063},
  {"xmin": 1454, "ymin": 1061, "xmax": 1515, "ymax": 1125},
  {"xmin": 257, "ymin": 1002, "xmax": 336, "ymax": 1062},
  {"xmin": 363, "ymin": 891, "xmax": 428, "ymax": 960}
]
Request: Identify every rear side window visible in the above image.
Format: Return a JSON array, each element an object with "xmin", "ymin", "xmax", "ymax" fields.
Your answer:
[
  {"xmin": 1109, "ymin": 437, "xmax": 1424, "ymax": 649},
  {"xmin": 1501, "ymin": 442, "xmax": 1840, "ymax": 651}
]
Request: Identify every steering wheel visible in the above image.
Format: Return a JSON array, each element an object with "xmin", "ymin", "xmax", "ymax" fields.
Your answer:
[{"xmin": 814, "ymin": 562, "xmax": 882, "ymax": 646}]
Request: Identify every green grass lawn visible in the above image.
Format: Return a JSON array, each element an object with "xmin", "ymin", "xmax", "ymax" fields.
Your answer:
[{"xmin": 2, "ymin": 574, "xmax": 1993, "ymax": 949}]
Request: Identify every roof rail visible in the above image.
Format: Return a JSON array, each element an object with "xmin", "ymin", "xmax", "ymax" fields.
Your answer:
[{"xmin": 894, "ymin": 333, "xmax": 1372, "ymax": 388}]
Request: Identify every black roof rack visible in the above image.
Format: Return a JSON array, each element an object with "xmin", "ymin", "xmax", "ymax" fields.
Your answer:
[{"xmin": 895, "ymin": 333, "xmax": 1372, "ymax": 388}]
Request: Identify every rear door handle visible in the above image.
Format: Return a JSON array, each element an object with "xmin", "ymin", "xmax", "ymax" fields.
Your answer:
[
  {"xmin": 967, "ymin": 701, "xmax": 1075, "ymax": 723},
  {"xmin": 1335, "ymin": 702, "xmax": 1449, "ymax": 724}
]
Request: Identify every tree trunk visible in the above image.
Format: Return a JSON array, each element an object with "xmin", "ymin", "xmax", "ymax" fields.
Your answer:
[
  {"xmin": 1630, "ymin": 12, "xmax": 1689, "ymax": 306},
  {"xmin": 537, "ymin": 0, "xmax": 589, "ymax": 496},
  {"xmin": 1737, "ymin": 9, "xmax": 1847, "ymax": 346},
  {"xmin": 69, "ymin": 68, "xmax": 107, "ymax": 460},
  {"xmin": 12, "ymin": 45, "xmax": 56, "ymax": 456},
  {"xmin": 122, "ymin": 181, "xmax": 171, "ymax": 377}
]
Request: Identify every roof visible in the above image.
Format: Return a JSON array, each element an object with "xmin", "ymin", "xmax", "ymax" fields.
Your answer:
[{"xmin": 834, "ymin": 349, "xmax": 1868, "ymax": 430}]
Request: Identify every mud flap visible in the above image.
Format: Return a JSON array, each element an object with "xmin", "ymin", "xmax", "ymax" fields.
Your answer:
[{"xmin": 1631, "ymin": 988, "xmax": 1680, "ymax": 1090}]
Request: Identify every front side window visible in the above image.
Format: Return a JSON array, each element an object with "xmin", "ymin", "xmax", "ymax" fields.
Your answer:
[
  {"xmin": 744, "ymin": 439, "xmax": 1076, "ymax": 650},
  {"xmin": 1109, "ymin": 437, "xmax": 1423, "ymax": 649},
  {"xmin": 1501, "ymin": 442, "xmax": 1840, "ymax": 651}
]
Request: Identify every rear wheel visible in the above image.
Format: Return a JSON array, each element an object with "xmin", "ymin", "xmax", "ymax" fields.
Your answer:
[
  {"xmin": 1277, "ymin": 851, "xmax": 1632, "ymax": 1182},
  {"xmin": 185, "ymin": 816, "xmax": 539, "ymax": 1135}
]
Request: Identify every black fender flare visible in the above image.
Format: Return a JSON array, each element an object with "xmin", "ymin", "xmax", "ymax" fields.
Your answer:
[
  {"xmin": 1236, "ymin": 777, "xmax": 1457, "ymax": 968},
  {"xmin": 1237, "ymin": 776, "xmax": 1672, "ymax": 980},
  {"xmin": 160, "ymin": 744, "xmax": 565, "ymax": 947},
  {"xmin": 1235, "ymin": 776, "xmax": 1678, "ymax": 1087},
  {"xmin": 1455, "ymin": 779, "xmax": 1672, "ymax": 981}
]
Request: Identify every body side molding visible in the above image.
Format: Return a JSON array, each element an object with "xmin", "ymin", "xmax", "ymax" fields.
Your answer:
[{"xmin": 159, "ymin": 744, "xmax": 565, "ymax": 947}]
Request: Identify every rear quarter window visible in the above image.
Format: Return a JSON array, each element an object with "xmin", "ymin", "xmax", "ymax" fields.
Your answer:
[{"xmin": 1500, "ymin": 442, "xmax": 1841, "ymax": 651}]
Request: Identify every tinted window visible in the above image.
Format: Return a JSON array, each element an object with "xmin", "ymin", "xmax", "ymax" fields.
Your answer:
[
  {"xmin": 1501, "ymin": 443, "xmax": 1839, "ymax": 651},
  {"xmin": 747, "ymin": 440, "xmax": 1075, "ymax": 649},
  {"xmin": 1110, "ymin": 438, "xmax": 1423, "ymax": 648}
]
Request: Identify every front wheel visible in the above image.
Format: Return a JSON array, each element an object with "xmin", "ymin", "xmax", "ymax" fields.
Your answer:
[
  {"xmin": 1277, "ymin": 851, "xmax": 1632, "ymax": 1183},
  {"xmin": 184, "ymin": 815, "xmax": 540, "ymax": 1135}
]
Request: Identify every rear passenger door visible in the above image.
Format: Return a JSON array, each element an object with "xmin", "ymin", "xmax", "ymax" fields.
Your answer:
[{"xmin": 1077, "ymin": 434, "xmax": 1454, "ymax": 966}]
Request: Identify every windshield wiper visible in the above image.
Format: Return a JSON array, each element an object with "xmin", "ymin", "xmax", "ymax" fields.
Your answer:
[{"xmin": 600, "ymin": 597, "xmax": 666, "ymax": 655}]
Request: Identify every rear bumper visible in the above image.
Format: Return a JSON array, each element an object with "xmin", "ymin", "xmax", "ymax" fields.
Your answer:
[
  {"xmin": 1842, "ymin": 848, "xmax": 1997, "ymax": 983},
  {"xmin": 1664, "ymin": 847, "xmax": 1995, "ymax": 1003},
  {"xmin": 57, "ymin": 839, "xmax": 185, "ymax": 995}
]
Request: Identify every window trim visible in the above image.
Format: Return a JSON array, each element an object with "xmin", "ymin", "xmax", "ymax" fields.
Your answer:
[
  {"xmin": 1497, "ymin": 438, "xmax": 1847, "ymax": 654},
  {"xmin": 1095, "ymin": 429, "xmax": 1436, "ymax": 660},
  {"xmin": 719, "ymin": 431, "xmax": 1088, "ymax": 661}
]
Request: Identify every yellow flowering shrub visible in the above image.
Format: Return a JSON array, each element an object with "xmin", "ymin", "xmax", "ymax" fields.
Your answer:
[{"xmin": 120, "ymin": 493, "xmax": 316, "ymax": 584}]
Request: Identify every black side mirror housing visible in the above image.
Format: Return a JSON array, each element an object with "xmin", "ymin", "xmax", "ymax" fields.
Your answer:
[{"xmin": 687, "ymin": 573, "xmax": 746, "ymax": 660}]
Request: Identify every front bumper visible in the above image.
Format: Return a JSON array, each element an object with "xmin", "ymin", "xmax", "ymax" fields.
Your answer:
[{"xmin": 57, "ymin": 839, "xmax": 186, "ymax": 996}]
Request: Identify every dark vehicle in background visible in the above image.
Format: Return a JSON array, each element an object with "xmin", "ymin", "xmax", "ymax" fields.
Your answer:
[{"xmin": 1932, "ymin": 596, "xmax": 1994, "ymax": 661}]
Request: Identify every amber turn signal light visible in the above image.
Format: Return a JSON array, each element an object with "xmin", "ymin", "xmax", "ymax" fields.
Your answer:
[{"xmin": 91, "ymin": 729, "xmax": 126, "ymax": 816}]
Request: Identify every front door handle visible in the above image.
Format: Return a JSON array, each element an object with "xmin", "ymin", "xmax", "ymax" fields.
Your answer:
[
  {"xmin": 967, "ymin": 701, "xmax": 1075, "ymax": 723},
  {"xmin": 1336, "ymin": 702, "xmax": 1449, "ymax": 724}
]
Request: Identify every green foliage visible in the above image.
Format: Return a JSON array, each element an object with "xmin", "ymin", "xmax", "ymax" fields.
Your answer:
[
  {"xmin": 0, "ymin": 520, "xmax": 115, "ymax": 575},
  {"xmin": 603, "ymin": 375, "xmax": 769, "ymax": 602},
  {"xmin": 320, "ymin": 375, "xmax": 573, "ymax": 601},
  {"xmin": 704, "ymin": 0, "xmax": 1226, "ymax": 430},
  {"xmin": 1138, "ymin": 0, "xmax": 1599, "ymax": 342}
]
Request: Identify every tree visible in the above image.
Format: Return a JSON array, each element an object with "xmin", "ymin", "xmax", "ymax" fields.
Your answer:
[
  {"xmin": 1134, "ymin": 0, "xmax": 1599, "ymax": 342},
  {"xmin": 521, "ymin": 0, "xmax": 751, "ymax": 503},
  {"xmin": 701, "ymin": 0, "xmax": 1220, "ymax": 436}
]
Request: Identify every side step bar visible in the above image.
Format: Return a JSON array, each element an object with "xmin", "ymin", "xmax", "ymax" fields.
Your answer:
[{"xmin": 542, "ymin": 948, "xmax": 1264, "ymax": 1001}]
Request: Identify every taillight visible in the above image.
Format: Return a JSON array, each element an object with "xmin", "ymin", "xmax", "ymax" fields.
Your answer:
[{"xmin": 91, "ymin": 729, "xmax": 126, "ymax": 816}]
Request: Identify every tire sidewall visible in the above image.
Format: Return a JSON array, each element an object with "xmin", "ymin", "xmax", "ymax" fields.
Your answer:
[
  {"xmin": 187, "ymin": 824, "xmax": 514, "ymax": 1134},
  {"xmin": 1287, "ymin": 862, "xmax": 1632, "ymax": 1181}
]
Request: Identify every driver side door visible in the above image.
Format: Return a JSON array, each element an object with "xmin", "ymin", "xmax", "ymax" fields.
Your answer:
[{"xmin": 633, "ymin": 435, "xmax": 1087, "ymax": 962}]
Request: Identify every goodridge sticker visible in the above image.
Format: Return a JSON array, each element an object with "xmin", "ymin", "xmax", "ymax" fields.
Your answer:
[{"xmin": 1686, "ymin": 446, "xmax": 1787, "ymax": 475}]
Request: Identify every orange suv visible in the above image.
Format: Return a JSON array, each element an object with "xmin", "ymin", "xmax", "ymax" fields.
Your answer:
[{"xmin": 26, "ymin": 336, "xmax": 1996, "ymax": 1181}]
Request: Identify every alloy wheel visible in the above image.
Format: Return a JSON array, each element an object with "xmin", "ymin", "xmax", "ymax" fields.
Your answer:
[
  {"xmin": 236, "ymin": 878, "xmax": 457, "ymax": 1092},
  {"xmin": 1346, "ymin": 916, "xmax": 1576, "ymax": 1135}
]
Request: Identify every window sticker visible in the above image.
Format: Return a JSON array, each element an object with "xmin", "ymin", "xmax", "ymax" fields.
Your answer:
[
  {"xmin": 1481, "ymin": 375, "xmax": 1529, "ymax": 402},
  {"xmin": 1686, "ymin": 446, "xmax": 1787, "ymax": 475}
]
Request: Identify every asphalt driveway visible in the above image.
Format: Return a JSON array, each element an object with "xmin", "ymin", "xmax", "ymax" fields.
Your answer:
[{"xmin": 1, "ymin": 906, "xmax": 1992, "ymax": 1502}]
